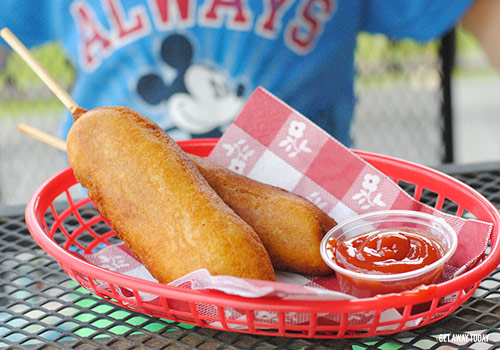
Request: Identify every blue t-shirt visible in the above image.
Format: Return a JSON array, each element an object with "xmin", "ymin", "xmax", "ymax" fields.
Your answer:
[{"xmin": 1, "ymin": 0, "xmax": 473, "ymax": 146}]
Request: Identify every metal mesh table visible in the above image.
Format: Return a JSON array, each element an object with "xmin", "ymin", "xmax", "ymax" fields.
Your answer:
[{"xmin": 2, "ymin": 163, "xmax": 500, "ymax": 349}]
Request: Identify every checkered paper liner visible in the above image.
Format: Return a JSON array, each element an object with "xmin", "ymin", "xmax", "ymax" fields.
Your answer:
[
  {"xmin": 207, "ymin": 88, "xmax": 491, "ymax": 272},
  {"xmin": 75, "ymin": 87, "xmax": 491, "ymax": 327}
]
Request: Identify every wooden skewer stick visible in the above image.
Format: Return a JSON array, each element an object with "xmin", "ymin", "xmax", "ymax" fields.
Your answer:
[
  {"xmin": 18, "ymin": 123, "xmax": 67, "ymax": 152},
  {"xmin": 0, "ymin": 27, "xmax": 87, "ymax": 117}
]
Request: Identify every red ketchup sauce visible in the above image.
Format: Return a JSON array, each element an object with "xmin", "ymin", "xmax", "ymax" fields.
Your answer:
[
  {"xmin": 327, "ymin": 228, "xmax": 446, "ymax": 297},
  {"xmin": 331, "ymin": 228, "xmax": 444, "ymax": 274}
]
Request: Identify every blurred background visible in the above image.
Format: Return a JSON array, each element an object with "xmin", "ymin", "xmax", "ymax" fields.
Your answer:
[{"xmin": 0, "ymin": 26, "xmax": 499, "ymax": 206}]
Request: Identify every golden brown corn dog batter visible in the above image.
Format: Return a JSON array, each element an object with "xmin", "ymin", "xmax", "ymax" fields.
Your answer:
[
  {"xmin": 66, "ymin": 106, "xmax": 275, "ymax": 283},
  {"xmin": 190, "ymin": 155, "xmax": 337, "ymax": 276}
]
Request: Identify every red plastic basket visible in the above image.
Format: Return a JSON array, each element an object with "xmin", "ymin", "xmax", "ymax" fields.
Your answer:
[{"xmin": 25, "ymin": 138, "xmax": 500, "ymax": 339}]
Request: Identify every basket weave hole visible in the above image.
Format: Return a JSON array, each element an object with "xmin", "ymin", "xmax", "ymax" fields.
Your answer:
[
  {"xmin": 345, "ymin": 310, "xmax": 375, "ymax": 327},
  {"xmin": 436, "ymin": 294, "xmax": 464, "ymax": 316},
  {"xmin": 85, "ymin": 221, "xmax": 116, "ymax": 247},
  {"xmin": 58, "ymin": 212, "xmax": 80, "ymax": 237},
  {"xmin": 440, "ymin": 197, "xmax": 460, "ymax": 216},
  {"xmin": 461, "ymin": 208, "xmax": 477, "ymax": 220},
  {"xmin": 71, "ymin": 230, "xmax": 102, "ymax": 253},
  {"xmin": 87, "ymin": 280, "xmax": 130, "ymax": 308},
  {"xmin": 409, "ymin": 300, "xmax": 435, "ymax": 318},
  {"xmin": 417, "ymin": 189, "xmax": 465, "ymax": 216},
  {"xmin": 153, "ymin": 298, "xmax": 199, "ymax": 324},
  {"xmin": 51, "ymin": 191, "xmax": 73, "ymax": 212},
  {"xmin": 51, "ymin": 227, "xmax": 71, "ymax": 247},
  {"xmin": 397, "ymin": 180, "xmax": 417, "ymax": 197},
  {"xmin": 75, "ymin": 206, "xmax": 118, "ymax": 248},
  {"xmin": 75, "ymin": 203, "xmax": 100, "ymax": 220},
  {"xmin": 252, "ymin": 309, "xmax": 279, "ymax": 325}
]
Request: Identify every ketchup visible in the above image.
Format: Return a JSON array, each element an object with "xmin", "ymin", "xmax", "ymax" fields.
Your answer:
[{"xmin": 329, "ymin": 228, "xmax": 444, "ymax": 275}]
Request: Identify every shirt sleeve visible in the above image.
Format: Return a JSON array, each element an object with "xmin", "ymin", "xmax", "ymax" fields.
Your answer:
[
  {"xmin": 0, "ymin": 0, "xmax": 60, "ymax": 48},
  {"xmin": 360, "ymin": 0, "xmax": 476, "ymax": 42}
]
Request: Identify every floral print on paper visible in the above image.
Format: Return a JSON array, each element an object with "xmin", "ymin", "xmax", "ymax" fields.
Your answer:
[
  {"xmin": 255, "ymin": 310, "xmax": 276, "ymax": 322},
  {"xmin": 279, "ymin": 121, "xmax": 312, "ymax": 158},
  {"xmin": 97, "ymin": 254, "xmax": 130, "ymax": 271},
  {"xmin": 221, "ymin": 139, "xmax": 255, "ymax": 174},
  {"xmin": 306, "ymin": 192, "xmax": 328, "ymax": 210},
  {"xmin": 352, "ymin": 174, "xmax": 386, "ymax": 210}
]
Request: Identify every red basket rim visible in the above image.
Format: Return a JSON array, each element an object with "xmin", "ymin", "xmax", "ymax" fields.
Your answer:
[{"xmin": 24, "ymin": 140, "xmax": 500, "ymax": 312}]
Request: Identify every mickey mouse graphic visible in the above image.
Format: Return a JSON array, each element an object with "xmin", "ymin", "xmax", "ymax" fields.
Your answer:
[{"xmin": 137, "ymin": 34, "xmax": 245, "ymax": 138}]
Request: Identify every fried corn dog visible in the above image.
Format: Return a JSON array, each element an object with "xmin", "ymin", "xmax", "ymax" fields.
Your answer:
[
  {"xmin": 190, "ymin": 155, "xmax": 337, "ymax": 276},
  {"xmin": 66, "ymin": 106, "xmax": 275, "ymax": 283}
]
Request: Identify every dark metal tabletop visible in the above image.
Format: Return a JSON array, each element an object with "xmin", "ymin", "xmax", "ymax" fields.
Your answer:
[{"xmin": 2, "ymin": 162, "xmax": 500, "ymax": 350}]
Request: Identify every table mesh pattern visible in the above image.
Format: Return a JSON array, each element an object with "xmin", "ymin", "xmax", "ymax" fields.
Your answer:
[{"xmin": 2, "ymin": 168, "xmax": 500, "ymax": 349}]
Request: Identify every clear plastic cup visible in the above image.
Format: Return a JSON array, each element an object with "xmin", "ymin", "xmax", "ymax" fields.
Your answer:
[{"xmin": 320, "ymin": 210, "xmax": 458, "ymax": 298}]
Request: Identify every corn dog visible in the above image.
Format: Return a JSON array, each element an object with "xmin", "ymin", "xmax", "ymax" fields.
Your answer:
[
  {"xmin": 66, "ymin": 106, "xmax": 275, "ymax": 283},
  {"xmin": 190, "ymin": 155, "xmax": 337, "ymax": 276}
]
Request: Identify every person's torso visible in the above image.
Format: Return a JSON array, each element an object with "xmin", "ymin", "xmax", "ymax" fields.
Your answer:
[{"xmin": 57, "ymin": 0, "xmax": 362, "ymax": 144}]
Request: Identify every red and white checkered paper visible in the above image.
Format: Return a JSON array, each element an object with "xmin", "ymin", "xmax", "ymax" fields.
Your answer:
[
  {"xmin": 79, "ymin": 87, "xmax": 492, "ymax": 327},
  {"xmin": 207, "ymin": 87, "xmax": 492, "ymax": 272}
]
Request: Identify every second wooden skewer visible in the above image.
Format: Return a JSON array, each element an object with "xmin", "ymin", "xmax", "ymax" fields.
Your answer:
[{"xmin": 17, "ymin": 123, "xmax": 67, "ymax": 152}]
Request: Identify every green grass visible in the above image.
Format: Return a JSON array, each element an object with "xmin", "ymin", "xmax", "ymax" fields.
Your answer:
[
  {"xmin": 1, "ymin": 42, "xmax": 74, "ymax": 90},
  {"xmin": 0, "ymin": 42, "xmax": 74, "ymax": 117}
]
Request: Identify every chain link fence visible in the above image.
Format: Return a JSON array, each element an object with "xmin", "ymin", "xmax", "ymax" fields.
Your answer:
[
  {"xmin": 351, "ymin": 33, "xmax": 449, "ymax": 164},
  {"xmin": 0, "ymin": 35, "xmax": 453, "ymax": 206}
]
